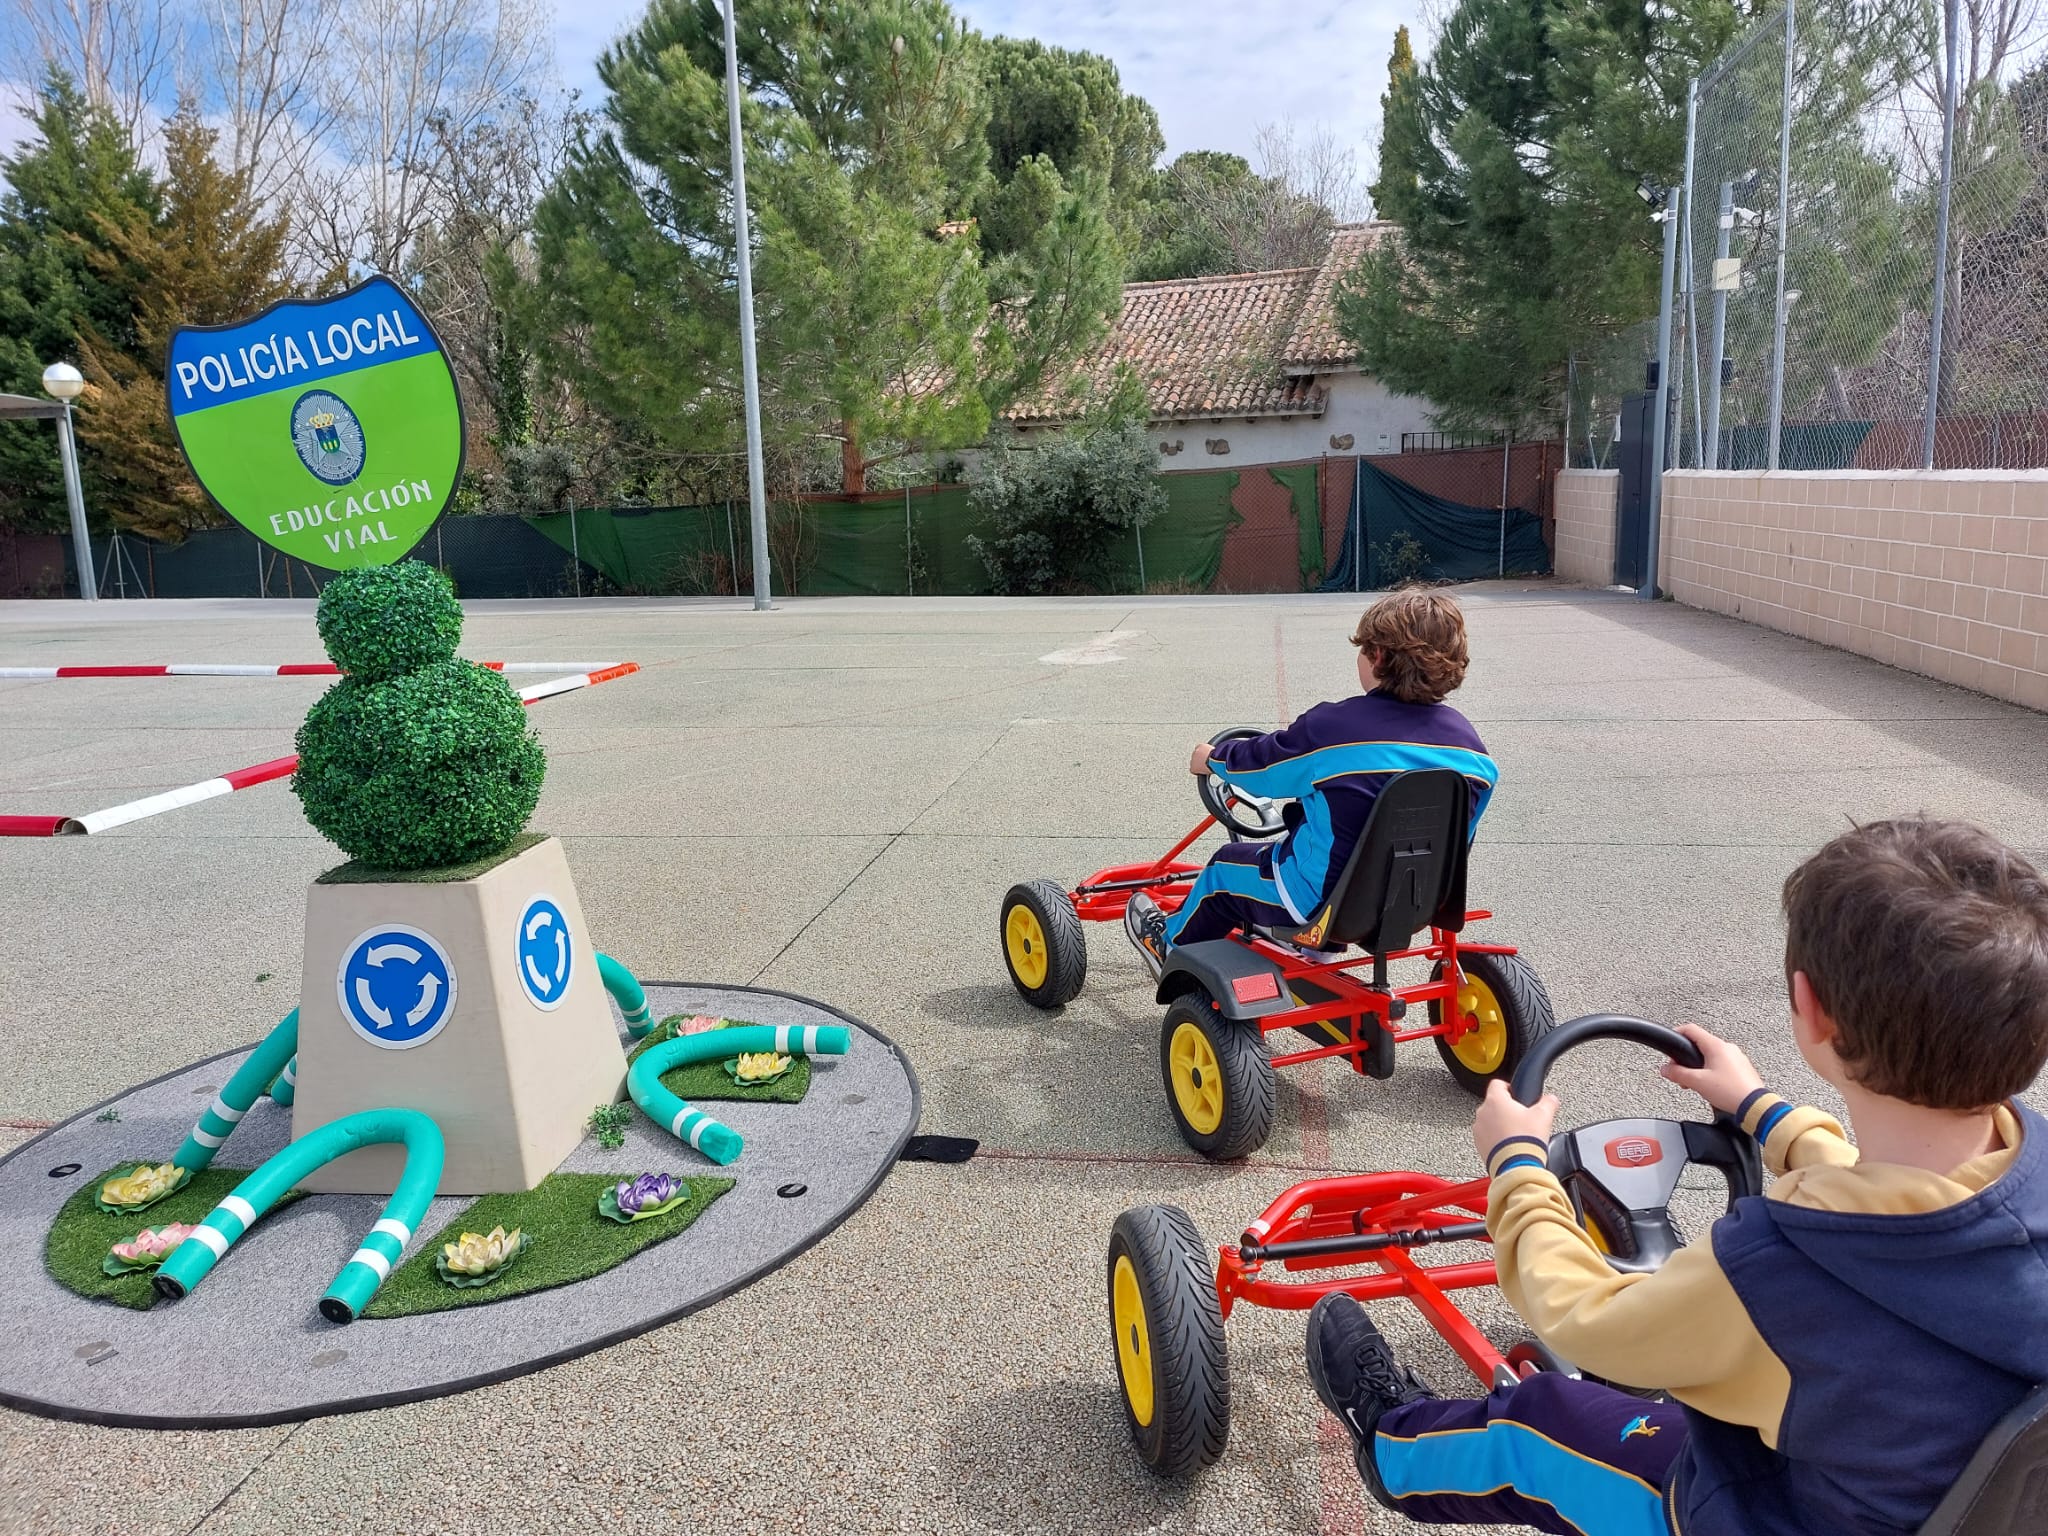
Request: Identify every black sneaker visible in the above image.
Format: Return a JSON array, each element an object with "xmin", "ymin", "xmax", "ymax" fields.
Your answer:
[
  {"xmin": 1124, "ymin": 892, "xmax": 1170, "ymax": 980},
  {"xmin": 1305, "ymin": 1292, "xmax": 1436, "ymax": 1511}
]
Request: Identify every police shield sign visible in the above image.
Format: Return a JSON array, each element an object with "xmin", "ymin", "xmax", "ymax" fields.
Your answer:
[{"xmin": 166, "ymin": 276, "xmax": 463, "ymax": 568}]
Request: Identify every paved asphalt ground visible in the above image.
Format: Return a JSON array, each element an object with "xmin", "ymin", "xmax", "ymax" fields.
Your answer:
[{"xmin": 4, "ymin": 583, "xmax": 2047, "ymax": 1536}]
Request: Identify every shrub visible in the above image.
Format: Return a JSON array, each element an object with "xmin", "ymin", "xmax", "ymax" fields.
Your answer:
[
  {"xmin": 966, "ymin": 420, "xmax": 1166, "ymax": 595},
  {"xmin": 315, "ymin": 561, "xmax": 462, "ymax": 681},
  {"xmin": 295, "ymin": 566, "xmax": 545, "ymax": 870}
]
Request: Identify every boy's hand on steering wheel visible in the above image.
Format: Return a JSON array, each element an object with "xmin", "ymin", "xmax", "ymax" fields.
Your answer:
[
  {"xmin": 1188, "ymin": 742, "xmax": 1213, "ymax": 777},
  {"xmin": 1657, "ymin": 1023, "xmax": 1765, "ymax": 1114},
  {"xmin": 1473, "ymin": 1078, "xmax": 1559, "ymax": 1164}
]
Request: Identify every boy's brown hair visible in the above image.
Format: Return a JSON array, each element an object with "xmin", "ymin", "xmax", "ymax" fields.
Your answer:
[
  {"xmin": 1782, "ymin": 818, "xmax": 2048, "ymax": 1109},
  {"xmin": 1352, "ymin": 588, "xmax": 1470, "ymax": 705}
]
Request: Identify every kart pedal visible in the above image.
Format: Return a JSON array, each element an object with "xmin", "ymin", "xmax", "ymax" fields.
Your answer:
[{"xmin": 1360, "ymin": 1017, "xmax": 1396, "ymax": 1080}]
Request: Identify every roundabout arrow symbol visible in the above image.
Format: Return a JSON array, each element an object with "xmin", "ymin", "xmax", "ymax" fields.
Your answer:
[{"xmin": 405, "ymin": 971, "xmax": 441, "ymax": 1026}]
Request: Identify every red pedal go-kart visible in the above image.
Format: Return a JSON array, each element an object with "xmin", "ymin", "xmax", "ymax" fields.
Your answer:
[
  {"xmin": 1105, "ymin": 1015, "xmax": 1768, "ymax": 1478},
  {"xmin": 1000, "ymin": 729, "xmax": 1556, "ymax": 1158}
]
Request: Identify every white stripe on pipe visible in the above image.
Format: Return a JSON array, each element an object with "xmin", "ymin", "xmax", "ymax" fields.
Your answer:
[
  {"xmin": 371, "ymin": 1217, "xmax": 412, "ymax": 1245},
  {"xmin": 218, "ymin": 1194, "xmax": 257, "ymax": 1230},
  {"xmin": 687, "ymin": 1117, "xmax": 709, "ymax": 1150},
  {"xmin": 0, "ymin": 667, "xmax": 59, "ymax": 678},
  {"xmin": 280, "ymin": 1060, "xmax": 297, "ymax": 1085},
  {"xmin": 516, "ymin": 674, "xmax": 589, "ymax": 704},
  {"xmin": 670, "ymin": 1109, "xmax": 691, "ymax": 1140},
  {"xmin": 190, "ymin": 1126, "xmax": 225, "ymax": 1149},
  {"xmin": 66, "ymin": 777, "xmax": 233, "ymax": 835},
  {"xmin": 347, "ymin": 1247, "xmax": 392, "ymax": 1281},
  {"xmin": 774, "ymin": 1025, "xmax": 791, "ymax": 1052},
  {"xmin": 190, "ymin": 1223, "xmax": 230, "ymax": 1256},
  {"xmin": 167, "ymin": 664, "xmax": 285, "ymax": 676},
  {"xmin": 802, "ymin": 1025, "xmax": 820, "ymax": 1053},
  {"xmin": 209, "ymin": 1095, "xmax": 247, "ymax": 1125}
]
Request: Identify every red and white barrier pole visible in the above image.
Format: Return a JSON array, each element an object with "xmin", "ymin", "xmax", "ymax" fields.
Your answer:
[
  {"xmin": 0, "ymin": 661, "xmax": 617, "ymax": 679},
  {"xmin": 2, "ymin": 663, "xmax": 639, "ymax": 837}
]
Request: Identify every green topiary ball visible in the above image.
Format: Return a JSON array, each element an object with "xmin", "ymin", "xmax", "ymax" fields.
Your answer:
[
  {"xmin": 294, "ymin": 660, "xmax": 546, "ymax": 870},
  {"xmin": 315, "ymin": 562, "xmax": 463, "ymax": 682}
]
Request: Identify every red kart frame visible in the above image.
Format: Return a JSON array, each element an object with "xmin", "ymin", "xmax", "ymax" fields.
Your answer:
[
  {"xmin": 1218, "ymin": 1169, "xmax": 1509, "ymax": 1386},
  {"xmin": 1069, "ymin": 811, "xmax": 1521, "ymax": 1075}
]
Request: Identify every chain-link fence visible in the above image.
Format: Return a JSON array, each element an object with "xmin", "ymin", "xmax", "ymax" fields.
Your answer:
[{"xmin": 1572, "ymin": 0, "xmax": 2048, "ymax": 472}]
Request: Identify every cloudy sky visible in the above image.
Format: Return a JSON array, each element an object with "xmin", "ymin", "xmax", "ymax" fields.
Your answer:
[{"xmin": 554, "ymin": 0, "xmax": 1407, "ymax": 165}]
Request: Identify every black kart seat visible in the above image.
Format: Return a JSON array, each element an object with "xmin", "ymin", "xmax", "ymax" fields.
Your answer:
[
  {"xmin": 1916, "ymin": 1382, "xmax": 2048, "ymax": 1535},
  {"xmin": 1291, "ymin": 769, "xmax": 1471, "ymax": 957}
]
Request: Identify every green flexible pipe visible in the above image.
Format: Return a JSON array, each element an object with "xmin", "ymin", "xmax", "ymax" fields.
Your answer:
[
  {"xmin": 174, "ymin": 1010, "xmax": 300, "ymax": 1171},
  {"xmin": 596, "ymin": 952, "xmax": 654, "ymax": 1038},
  {"xmin": 628, "ymin": 1023, "xmax": 851, "ymax": 1166},
  {"xmin": 268, "ymin": 1055, "xmax": 297, "ymax": 1106},
  {"xmin": 155, "ymin": 1107, "xmax": 445, "ymax": 1323}
]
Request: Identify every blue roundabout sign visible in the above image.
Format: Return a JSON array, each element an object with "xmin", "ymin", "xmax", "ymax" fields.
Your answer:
[
  {"xmin": 337, "ymin": 925, "xmax": 457, "ymax": 1048},
  {"xmin": 516, "ymin": 896, "xmax": 573, "ymax": 1011}
]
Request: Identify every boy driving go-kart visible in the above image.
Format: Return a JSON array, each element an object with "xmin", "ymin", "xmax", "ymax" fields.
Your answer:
[
  {"xmin": 1306, "ymin": 817, "xmax": 2048, "ymax": 1536},
  {"xmin": 1123, "ymin": 587, "xmax": 1498, "ymax": 972}
]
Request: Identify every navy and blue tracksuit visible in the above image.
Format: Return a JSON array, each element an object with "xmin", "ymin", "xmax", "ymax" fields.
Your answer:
[
  {"xmin": 1165, "ymin": 690, "xmax": 1498, "ymax": 946},
  {"xmin": 1373, "ymin": 1098, "xmax": 2048, "ymax": 1535}
]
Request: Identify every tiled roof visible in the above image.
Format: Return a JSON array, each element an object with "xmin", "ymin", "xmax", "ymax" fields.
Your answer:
[
  {"xmin": 1282, "ymin": 222, "xmax": 1387, "ymax": 371},
  {"xmin": 1004, "ymin": 220, "xmax": 1393, "ymax": 427}
]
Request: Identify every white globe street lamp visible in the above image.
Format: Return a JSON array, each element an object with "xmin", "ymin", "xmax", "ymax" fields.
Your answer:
[{"xmin": 41, "ymin": 360, "xmax": 96, "ymax": 601}]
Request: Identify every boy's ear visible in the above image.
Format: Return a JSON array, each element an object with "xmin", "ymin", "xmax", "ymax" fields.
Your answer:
[{"xmin": 1789, "ymin": 970, "xmax": 1837, "ymax": 1050}]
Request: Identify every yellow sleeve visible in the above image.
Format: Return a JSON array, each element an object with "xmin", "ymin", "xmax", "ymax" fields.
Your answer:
[
  {"xmin": 1486, "ymin": 1160, "xmax": 1793, "ymax": 1443},
  {"xmin": 1737, "ymin": 1092, "xmax": 1856, "ymax": 1176}
]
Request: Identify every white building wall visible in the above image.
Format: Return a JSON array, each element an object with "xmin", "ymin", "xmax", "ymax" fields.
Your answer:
[{"xmin": 997, "ymin": 370, "xmax": 1436, "ymax": 470}]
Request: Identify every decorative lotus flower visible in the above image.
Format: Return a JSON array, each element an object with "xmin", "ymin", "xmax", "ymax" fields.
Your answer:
[
  {"xmin": 436, "ymin": 1225, "xmax": 530, "ymax": 1287},
  {"xmin": 102, "ymin": 1222, "xmax": 200, "ymax": 1276},
  {"xmin": 679, "ymin": 1014, "xmax": 725, "ymax": 1035},
  {"xmin": 599, "ymin": 1171, "xmax": 690, "ymax": 1223},
  {"xmin": 96, "ymin": 1162, "xmax": 191, "ymax": 1213},
  {"xmin": 617, "ymin": 1172, "xmax": 682, "ymax": 1214},
  {"xmin": 731, "ymin": 1050, "xmax": 793, "ymax": 1083}
]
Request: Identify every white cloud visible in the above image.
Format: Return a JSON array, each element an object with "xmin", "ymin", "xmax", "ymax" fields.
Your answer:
[{"xmin": 554, "ymin": 0, "xmax": 1411, "ymax": 166}]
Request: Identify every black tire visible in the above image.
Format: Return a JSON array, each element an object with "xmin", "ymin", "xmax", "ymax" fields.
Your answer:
[
  {"xmin": 1429, "ymin": 949, "xmax": 1557, "ymax": 1098},
  {"xmin": 1107, "ymin": 1204, "xmax": 1230, "ymax": 1477},
  {"xmin": 1159, "ymin": 987, "xmax": 1276, "ymax": 1160},
  {"xmin": 1001, "ymin": 879, "xmax": 1087, "ymax": 1009}
]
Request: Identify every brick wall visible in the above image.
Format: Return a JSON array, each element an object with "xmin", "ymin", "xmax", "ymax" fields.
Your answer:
[
  {"xmin": 1661, "ymin": 470, "xmax": 2048, "ymax": 712},
  {"xmin": 1555, "ymin": 470, "xmax": 1619, "ymax": 586}
]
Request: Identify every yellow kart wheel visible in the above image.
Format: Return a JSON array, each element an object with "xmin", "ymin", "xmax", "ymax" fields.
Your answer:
[
  {"xmin": 1107, "ymin": 1204, "xmax": 1229, "ymax": 1477},
  {"xmin": 1429, "ymin": 950, "xmax": 1557, "ymax": 1098},
  {"xmin": 1000, "ymin": 879, "xmax": 1087, "ymax": 1009},
  {"xmin": 1158, "ymin": 987, "xmax": 1275, "ymax": 1160}
]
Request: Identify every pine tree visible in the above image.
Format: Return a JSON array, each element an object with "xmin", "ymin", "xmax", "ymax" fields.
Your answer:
[
  {"xmin": 0, "ymin": 70, "xmax": 158, "ymax": 532},
  {"xmin": 1367, "ymin": 27, "xmax": 1421, "ymax": 223},
  {"xmin": 76, "ymin": 106, "xmax": 292, "ymax": 541}
]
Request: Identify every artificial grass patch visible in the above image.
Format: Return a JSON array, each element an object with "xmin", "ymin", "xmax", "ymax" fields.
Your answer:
[
  {"xmin": 360, "ymin": 1171, "xmax": 732, "ymax": 1319},
  {"xmin": 316, "ymin": 831, "xmax": 546, "ymax": 886},
  {"xmin": 625, "ymin": 1017, "xmax": 812, "ymax": 1105},
  {"xmin": 45, "ymin": 1166, "xmax": 301, "ymax": 1310}
]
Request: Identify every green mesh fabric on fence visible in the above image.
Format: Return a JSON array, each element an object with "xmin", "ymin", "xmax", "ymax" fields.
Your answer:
[
  {"xmin": 804, "ymin": 488, "xmax": 988, "ymax": 596},
  {"xmin": 527, "ymin": 505, "xmax": 743, "ymax": 594},
  {"xmin": 1108, "ymin": 469, "xmax": 1238, "ymax": 592},
  {"xmin": 1270, "ymin": 463, "xmax": 1324, "ymax": 588}
]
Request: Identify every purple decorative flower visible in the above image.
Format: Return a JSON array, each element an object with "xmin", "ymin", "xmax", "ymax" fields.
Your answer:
[{"xmin": 614, "ymin": 1172, "xmax": 682, "ymax": 1215}]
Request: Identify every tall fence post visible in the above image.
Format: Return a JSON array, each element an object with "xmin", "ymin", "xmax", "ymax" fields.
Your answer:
[
  {"xmin": 568, "ymin": 499, "xmax": 581, "ymax": 598},
  {"xmin": 1497, "ymin": 432, "xmax": 1512, "ymax": 577},
  {"xmin": 1922, "ymin": 0, "xmax": 1960, "ymax": 470},
  {"xmin": 1706, "ymin": 178, "xmax": 1734, "ymax": 469},
  {"xmin": 726, "ymin": 499, "xmax": 740, "ymax": 596},
  {"xmin": 1679, "ymin": 78, "xmax": 1702, "ymax": 469},
  {"xmin": 1643, "ymin": 169, "xmax": 1684, "ymax": 601},
  {"xmin": 1765, "ymin": 0, "xmax": 1796, "ymax": 472},
  {"xmin": 904, "ymin": 486, "xmax": 914, "ymax": 596},
  {"xmin": 1134, "ymin": 520, "xmax": 1147, "ymax": 593},
  {"xmin": 1351, "ymin": 462, "xmax": 1363, "ymax": 592}
]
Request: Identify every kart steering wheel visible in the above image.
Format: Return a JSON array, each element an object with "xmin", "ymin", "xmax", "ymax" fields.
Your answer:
[
  {"xmin": 1508, "ymin": 1015, "xmax": 1765, "ymax": 1275},
  {"xmin": 1197, "ymin": 728, "xmax": 1289, "ymax": 840}
]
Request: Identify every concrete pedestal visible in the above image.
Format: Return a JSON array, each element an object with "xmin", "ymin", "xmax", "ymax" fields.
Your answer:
[{"xmin": 292, "ymin": 836, "xmax": 627, "ymax": 1193}]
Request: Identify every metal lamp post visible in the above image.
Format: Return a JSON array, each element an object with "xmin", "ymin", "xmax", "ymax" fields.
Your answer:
[
  {"xmin": 41, "ymin": 362, "xmax": 95, "ymax": 603},
  {"xmin": 721, "ymin": 0, "xmax": 773, "ymax": 611}
]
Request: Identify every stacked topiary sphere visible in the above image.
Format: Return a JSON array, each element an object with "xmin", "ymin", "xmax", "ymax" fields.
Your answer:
[{"xmin": 294, "ymin": 562, "xmax": 545, "ymax": 870}]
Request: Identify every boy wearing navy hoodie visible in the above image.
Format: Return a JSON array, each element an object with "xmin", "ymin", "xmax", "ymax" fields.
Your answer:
[
  {"xmin": 1124, "ymin": 588, "xmax": 1498, "ymax": 974},
  {"xmin": 1307, "ymin": 817, "xmax": 2048, "ymax": 1536}
]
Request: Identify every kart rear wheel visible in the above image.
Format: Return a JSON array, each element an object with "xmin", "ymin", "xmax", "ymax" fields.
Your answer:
[
  {"xmin": 1160, "ymin": 987, "xmax": 1275, "ymax": 1160},
  {"xmin": 1429, "ymin": 950, "xmax": 1556, "ymax": 1099},
  {"xmin": 1002, "ymin": 880, "xmax": 1087, "ymax": 1009},
  {"xmin": 1107, "ymin": 1204, "xmax": 1229, "ymax": 1477}
]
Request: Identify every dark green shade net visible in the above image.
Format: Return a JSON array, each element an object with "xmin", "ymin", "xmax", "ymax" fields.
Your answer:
[{"xmin": 1320, "ymin": 462, "xmax": 1550, "ymax": 590}]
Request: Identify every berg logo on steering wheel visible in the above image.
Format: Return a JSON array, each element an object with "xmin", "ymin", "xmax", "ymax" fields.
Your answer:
[{"xmin": 337, "ymin": 925, "xmax": 458, "ymax": 1049}]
